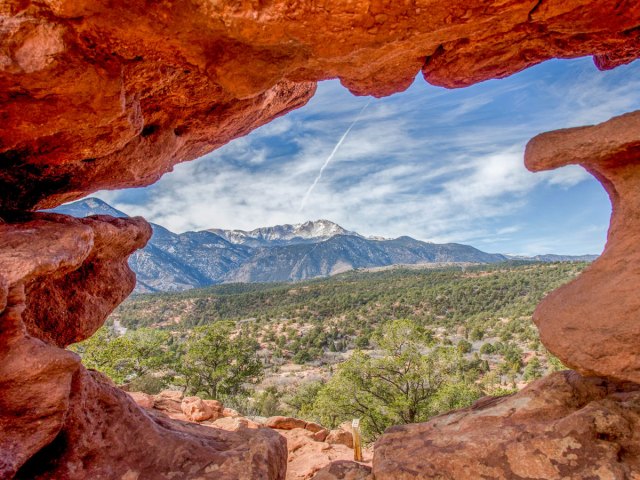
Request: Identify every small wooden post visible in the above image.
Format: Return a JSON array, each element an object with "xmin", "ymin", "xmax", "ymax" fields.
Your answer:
[{"xmin": 352, "ymin": 418, "xmax": 363, "ymax": 462}]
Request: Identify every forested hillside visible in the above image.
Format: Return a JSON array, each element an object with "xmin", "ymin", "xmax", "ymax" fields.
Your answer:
[
  {"xmin": 75, "ymin": 261, "xmax": 587, "ymax": 440},
  {"xmin": 112, "ymin": 261, "xmax": 584, "ymax": 337}
]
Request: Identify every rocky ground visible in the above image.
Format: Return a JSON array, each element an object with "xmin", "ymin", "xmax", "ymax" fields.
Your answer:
[
  {"xmin": 128, "ymin": 390, "xmax": 373, "ymax": 480},
  {"xmin": 128, "ymin": 370, "xmax": 640, "ymax": 480}
]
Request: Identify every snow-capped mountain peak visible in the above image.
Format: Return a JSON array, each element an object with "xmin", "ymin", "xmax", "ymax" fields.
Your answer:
[
  {"xmin": 45, "ymin": 197, "xmax": 128, "ymax": 218},
  {"xmin": 207, "ymin": 220, "xmax": 359, "ymax": 247}
]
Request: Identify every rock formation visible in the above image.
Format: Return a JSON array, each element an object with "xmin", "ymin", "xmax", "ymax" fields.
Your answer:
[
  {"xmin": 311, "ymin": 461, "xmax": 373, "ymax": 480},
  {"xmin": 0, "ymin": 214, "xmax": 286, "ymax": 479},
  {"xmin": 127, "ymin": 391, "xmax": 370, "ymax": 480},
  {"xmin": 1, "ymin": 1, "xmax": 639, "ymax": 210},
  {"xmin": 371, "ymin": 109, "xmax": 640, "ymax": 480},
  {"xmin": 374, "ymin": 371, "xmax": 640, "ymax": 479},
  {"xmin": 526, "ymin": 111, "xmax": 640, "ymax": 384},
  {"xmin": 1, "ymin": 0, "xmax": 640, "ymax": 478},
  {"xmin": 0, "ymin": 212, "xmax": 150, "ymax": 477}
]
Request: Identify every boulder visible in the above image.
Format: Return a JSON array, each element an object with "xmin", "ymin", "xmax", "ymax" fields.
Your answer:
[
  {"xmin": 312, "ymin": 428, "xmax": 330, "ymax": 442},
  {"xmin": 223, "ymin": 407, "xmax": 241, "ymax": 418},
  {"xmin": 311, "ymin": 461, "xmax": 373, "ymax": 480},
  {"xmin": 203, "ymin": 399, "xmax": 224, "ymax": 416},
  {"xmin": 181, "ymin": 396, "xmax": 215, "ymax": 422},
  {"xmin": 266, "ymin": 415, "xmax": 308, "ymax": 430},
  {"xmin": 326, "ymin": 424, "xmax": 354, "ymax": 449},
  {"xmin": 128, "ymin": 391, "xmax": 155, "ymax": 409},
  {"xmin": 153, "ymin": 389, "xmax": 184, "ymax": 416},
  {"xmin": 373, "ymin": 371, "xmax": 640, "ymax": 479},
  {"xmin": 304, "ymin": 421, "xmax": 325, "ymax": 434},
  {"xmin": 210, "ymin": 416, "xmax": 262, "ymax": 432},
  {"xmin": 279, "ymin": 428, "xmax": 367, "ymax": 480},
  {"xmin": 526, "ymin": 110, "xmax": 640, "ymax": 383}
]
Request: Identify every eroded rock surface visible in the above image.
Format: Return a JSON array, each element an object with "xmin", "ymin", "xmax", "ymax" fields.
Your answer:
[
  {"xmin": 128, "ymin": 391, "xmax": 372, "ymax": 480},
  {"xmin": 16, "ymin": 369, "xmax": 287, "ymax": 480},
  {"xmin": 311, "ymin": 461, "xmax": 373, "ymax": 480},
  {"xmin": 374, "ymin": 371, "xmax": 640, "ymax": 479},
  {"xmin": 526, "ymin": 110, "xmax": 640, "ymax": 383},
  {"xmin": 2, "ymin": 1, "xmax": 640, "ymax": 478},
  {"xmin": 1, "ymin": 1, "xmax": 639, "ymax": 210},
  {"xmin": 0, "ymin": 214, "xmax": 286, "ymax": 480},
  {"xmin": 0, "ymin": 212, "xmax": 149, "ymax": 477}
]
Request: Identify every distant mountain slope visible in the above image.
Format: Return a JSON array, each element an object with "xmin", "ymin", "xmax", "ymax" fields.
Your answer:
[
  {"xmin": 49, "ymin": 199, "xmax": 250, "ymax": 293},
  {"xmin": 131, "ymin": 224, "xmax": 252, "ymax": 292},
  {"xmin": 50, "ymin": 197, "xmax": 128, "ymax": 218},
  {"xmin": 226, "ymin": 235, "xmax": 507, "ymax": 283},
  {"xmin": 507, "ymin": 253, "xmax": 599, "ymax": 262},
  {"xmin": 49, "ymin": 198, "xmax": 598, "ymax": 292}
]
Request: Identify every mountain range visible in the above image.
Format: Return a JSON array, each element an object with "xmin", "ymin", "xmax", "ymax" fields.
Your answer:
[{"xmin": 50, "ymin": 198, "xmax": 598, "ymax": 292}]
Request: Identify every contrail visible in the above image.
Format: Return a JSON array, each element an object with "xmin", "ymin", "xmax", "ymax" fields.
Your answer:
[{"xmin": 299, "ymin": 100, "xmax": 372, "ymax": 211}]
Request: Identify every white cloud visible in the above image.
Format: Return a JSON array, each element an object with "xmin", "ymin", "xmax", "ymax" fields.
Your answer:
[{"xmin": 96, "ymin": 58, "xmax": 639, "ymax": 255}]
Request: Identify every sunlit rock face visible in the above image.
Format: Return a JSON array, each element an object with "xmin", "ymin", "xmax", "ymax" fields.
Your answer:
[
  {"xmin": 1, "ymin": 0, "xmax": 640, "ymax": 210},
  {"xmin": 526, "ymin": 111, "xmax": 640, "ymax": 384},
  {"xmin": 374, "ymin": 371, "xmax": 640, "ymax": 479},
  {"xmin": 1, "ymin": 0, "xmax": 640, "ymax": 479}
]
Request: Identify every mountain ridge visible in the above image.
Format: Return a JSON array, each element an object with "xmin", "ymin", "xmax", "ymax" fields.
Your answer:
[
  {"xmin": 48, "ymin": 198, "xmax": 598, "ymax": 292},
  {"xmin": 208, "ymin": 219, "xmax": 360, "ymax": 247}
]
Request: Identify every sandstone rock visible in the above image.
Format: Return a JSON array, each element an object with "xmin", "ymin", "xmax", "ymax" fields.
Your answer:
[
  {"xmin": 0, "ymin": 1, "xmax": 638, "ymax": 210},
  {"xmin": 374, "ymin": 371, "xmax": 640, "ymax": 479},
  {"xmin": 312, "ymin": 428, "xmax": 330, "ymax": 442},
  {"xmin": 128, "ymin": 391, "xmax": 155, "ymax": 409},
  {"xmin": 280, "ymin": 428, "xmax": 371, "ymax": 480},
  {"xmin": 0, "ymin": 213, "xmax": 287, "ymax": 479},
  {"xmin": 311, "ymin": 461, "xmax": 373, "ymax": 480},
  {"xmin": 210, "ymin": 416, "xmax": 262, "ymax": 432},
  {"xmin": 223, "ymin": 407, "xmax": 241, "ymax": 418},
  {"xmin": 304, "ymin": 421, "xmax": 325, "ymax": 434},
  {"xmin": 203, "ymin": 399, "xmax": 224, "ymax": 416},
  {"xmin": 326, "ymin": 425, "xmax": 354, "ymax": 449},
  {"xmin": 158, "ymin": 389, "xmax": 184, "ymax": 401},
  {"xmin": 0, "ymin": 213, "xmax": 151, "ymax": 347},
  {"xmin": 2, "ymin": 1, "xmax": 640, "ymax": 478},
  {"xmin": 0, "ymin": 295, "xmax": 81, "ymax": 477},
  {"xmin": 266, "ymin": 415, "xmax": 308, "ymax": 430},
  {"xmin": 0, "ymin": 213, "xmax": 149, "ymax": 479},
  {"xmin": 181, "ymin": 396, "xmax": 215, "ymax": 422},
  {"xmin": 153, "ymin": 389, "xmax": 185, "ymax": 417},
  {"xmin": 15, "ymin": 369, "xmax": 287, "ymax": 479},
  {"xmin": 525, "ymin": 110, "xmax": 640, "ymax": 383}
]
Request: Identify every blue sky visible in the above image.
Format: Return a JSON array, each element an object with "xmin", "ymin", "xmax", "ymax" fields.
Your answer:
[{"xmin": 97, "ymin": 58, "xmax": 640, "ymax": 255}]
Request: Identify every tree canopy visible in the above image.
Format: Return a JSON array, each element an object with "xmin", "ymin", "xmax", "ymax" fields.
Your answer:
[
  {"xmin": 311, "ymin": 319, "xmax": 482, "ymax": 440},
  {"xmin": 178, "ymin": 321, "xmax": 263, "ymax": 400}
]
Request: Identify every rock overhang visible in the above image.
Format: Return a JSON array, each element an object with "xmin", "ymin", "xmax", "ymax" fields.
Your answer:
[{"xmin": 1, "ymin": 0, "xmax": 639, "ymax": 210}]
